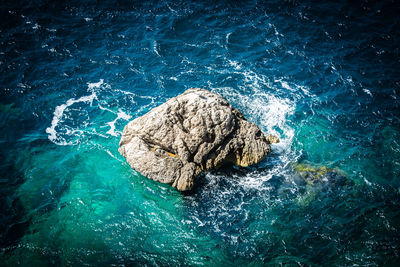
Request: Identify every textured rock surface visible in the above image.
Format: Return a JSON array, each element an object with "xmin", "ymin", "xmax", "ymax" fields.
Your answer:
[{"xmin": 119, "ymin": 88, "xmax": 279, "ymax": 191}]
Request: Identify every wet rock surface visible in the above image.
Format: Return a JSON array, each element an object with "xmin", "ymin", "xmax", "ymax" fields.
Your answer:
[{"xmin": 119, "ymin": 88, "xmax": 279, "ymax": 191}]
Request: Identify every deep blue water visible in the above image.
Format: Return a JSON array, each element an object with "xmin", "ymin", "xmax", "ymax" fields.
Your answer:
[{"xmin": 1, "ymin": 0, "xmax": 400, "ymax": 266}]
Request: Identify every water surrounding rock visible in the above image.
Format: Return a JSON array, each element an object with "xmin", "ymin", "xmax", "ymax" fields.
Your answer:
[{"xmin": 119, "ymin": 88, "xmax": 279, "ymax": 191}]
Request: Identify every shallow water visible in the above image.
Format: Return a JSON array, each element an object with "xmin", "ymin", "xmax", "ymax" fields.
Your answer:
[{"xmin": 1, "ymin": 0, "xmax": 400, "ymax": 265}]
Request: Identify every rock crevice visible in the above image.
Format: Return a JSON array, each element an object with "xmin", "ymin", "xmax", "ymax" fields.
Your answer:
[{"xmin": 119, "ymin": 88, "xmax": 279, "ymax": 191}]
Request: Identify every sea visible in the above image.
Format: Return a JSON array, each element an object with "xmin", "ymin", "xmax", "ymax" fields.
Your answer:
[{"xmin": 1, "ymin": 0, "xmax": 399, "ymax": 266}]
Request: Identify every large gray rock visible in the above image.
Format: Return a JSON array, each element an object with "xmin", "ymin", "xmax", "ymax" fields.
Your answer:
[{"xmin": 119, "ymin": 88, "xmax": 279, "ymax": 191}]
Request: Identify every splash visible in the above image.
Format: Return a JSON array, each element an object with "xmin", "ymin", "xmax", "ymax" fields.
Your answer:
[
  {"xmin": 45, "ymin": 91, "xmax": 97, "ymax": 145},
  {"xmin": 87, "ymin": 79, "xmax": 104, "ymax": 90},
  {"xmin": 106, "ymin": 110, "xmax": 132, "ymax": 137},
  {"xmin": 214, "ymin": 87, "xmax": 295, "ymax": 149},
  {"xmin": 45, "ymin": 79, "xmax": 133, "ymax": 145},
  {"xmin": 211, "ymin": 86, "xmax": 297, "ymax": 189}
]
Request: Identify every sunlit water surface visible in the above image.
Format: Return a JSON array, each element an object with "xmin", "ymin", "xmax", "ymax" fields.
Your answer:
[{"xmin": 1, "ymin": 1, "xmax": 400, "ymax": 266}]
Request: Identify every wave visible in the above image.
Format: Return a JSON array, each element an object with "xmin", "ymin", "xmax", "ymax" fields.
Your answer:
[
  {"xmin": 45, "ymin": 91, "xmax": 98, "ymax": 145},
  {"xmin": 106, "ymin": 110, "xmax": 132, "ymax": 137},
  {"xmin": 209, "ymin": 85, "xmax": 297, "ymax": 190},
  {"xmin": 45, "ymin": 79, "xmax": 135, "ymax": 146}
]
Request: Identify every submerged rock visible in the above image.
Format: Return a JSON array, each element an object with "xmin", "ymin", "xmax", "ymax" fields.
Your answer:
[
  {"xmin": 293, "ymin": 163, "xmax": 350, "ymax": 187},
  {"xmin": 292, "ymin": 163, "xmax": 353, "ymax": 207},
  {"xmin": 119, "ymin": 88, "xmax": 279, "ymax": 191}
]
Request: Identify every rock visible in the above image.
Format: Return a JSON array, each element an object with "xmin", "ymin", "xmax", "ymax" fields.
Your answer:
[
  {"xmin": 292, "ymin": 163, "xmax": 352, "ymax": 187},
  {"xmin": 292, "ymin": 163, "xmax": 352, "ymax": 207},
  {"xmin": 266, "ymin": 134, "xmax": 280, "ymax": 144},
  {"xmin": 119, "ymin": 88, "xmax": 278, "ymax": 191}
]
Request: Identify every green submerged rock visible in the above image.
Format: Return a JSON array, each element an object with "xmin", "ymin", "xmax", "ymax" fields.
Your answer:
[
  {"xmin": 292, "ymin": 163, "xmax": 353, "ymax": 207},
  {"xmin": 294, "ymin": 164, "xmax": 332, "ymax": 184},
  {"xmin": 293, "ymin": 163, "xmax": 349, "ymax": 186}
]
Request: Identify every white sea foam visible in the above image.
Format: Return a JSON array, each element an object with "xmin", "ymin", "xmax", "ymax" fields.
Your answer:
[
  {"xmin": 45, "ymin": 79, "xmax": 147, "ymax": 145},
  {"xmin": 106, "ymin": 110, "xmax": 132, "ymax": 136},
  {"xmin": 45, "ymin": 92, "xmax": 97, "ymax": 145},
  {"xmin": 280, "ymin": 80, "xmax": 291, "ymax": 91},
  {"xmin": 166, "ymin": 3, "xmax": 177, "ymax": 13},
  {"xmin": 268, "ymin": 23, "xmax": 284, "ymax": 37},
  {"xmin": 209, "ymin": 66, "xmax": 308, "ymax": 189},
  {"xmin": 363, "ymin": 88, "xmax": 373, "ymax": 97},
  {"xmin": 87, "ymin": 79, "xmax": 104, "ymax": 90},
  {"xmin": 226, "ymin": 32, "xmax": 232, "ymax": 44},
  {"xmin": 274, "ymin": 78, "xmax": 312, "ymax": 98},
  {"xmin": 46, "ymin": 80, "xmax": 104, "ymax": 145},
  {"xmin": 228, "ymin": 60, "xmax": 242, "ymax": 70},
  {"xmin": 215, "ymin": 87, "xmax": 295, "ymax": 145},
  {"xmin": 152, "ymin": 40, "xmax": 161, "ymax": 57},
  {"xmin": 106, "ymin": 149, "xmax": 123, "ymax": 162},
  {"xmin": 212, "ymin": 86, "xmax": 296, "ymax": 189}
]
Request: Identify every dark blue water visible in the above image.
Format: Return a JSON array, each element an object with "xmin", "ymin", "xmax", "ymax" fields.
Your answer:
[{"xmin": 1, "ymin": 0, "xmax": 400, "ymax": 265}]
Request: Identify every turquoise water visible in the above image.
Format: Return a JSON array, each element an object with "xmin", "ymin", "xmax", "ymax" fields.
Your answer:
[{"xmin": 1, "ymin": 1, "xmax": 400, "ymax": 265}]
